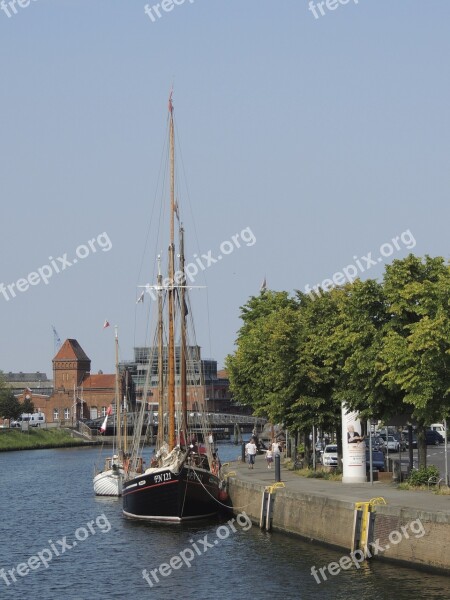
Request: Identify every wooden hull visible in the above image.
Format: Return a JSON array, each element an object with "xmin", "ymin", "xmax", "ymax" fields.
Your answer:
[{"xmin": 122, "ymin": 465, "xmax": 220, "ymax": 522}]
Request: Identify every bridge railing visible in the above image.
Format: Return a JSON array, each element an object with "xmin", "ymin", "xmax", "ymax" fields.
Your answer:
[{"xmin": 85, "ymin": 412, "xmax": 266, "ymax": 429}]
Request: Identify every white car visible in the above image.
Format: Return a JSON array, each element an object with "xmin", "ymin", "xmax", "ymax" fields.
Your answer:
[
  {"xmin": 384, "ymin": 435, "xmax": 400, "ymax": 452},
  {"xmin": 322, "ymin": 444, "xmax": 338, "ymax": 467}
]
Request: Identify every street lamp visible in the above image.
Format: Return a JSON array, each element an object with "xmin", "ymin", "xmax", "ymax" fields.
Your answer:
[{"xmin": 444, "ymin": 418, "xmax": 448, "ymax": 487}]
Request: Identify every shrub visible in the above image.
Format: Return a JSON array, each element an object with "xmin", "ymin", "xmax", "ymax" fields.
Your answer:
[{"xmin": 408, "ymin": 465, "xmax": 439, "ymax": 487}]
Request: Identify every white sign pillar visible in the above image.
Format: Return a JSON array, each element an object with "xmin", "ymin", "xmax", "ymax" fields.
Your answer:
[{"xmin": 342, "ymin": 406, "xmax": 367, "ymax": 484}]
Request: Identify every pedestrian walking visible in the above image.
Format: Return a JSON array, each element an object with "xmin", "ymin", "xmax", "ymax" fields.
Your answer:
[
  {"xmin": 265, "ymin": 448, "xmax": 273, "ymax": 468},
  {"xmin": 271, "ymin": 439, "xmax": 281, "ymax": 457},
  {"xmin": 245, "ymin": 439, "xmax": 257, "ymax": 469}
]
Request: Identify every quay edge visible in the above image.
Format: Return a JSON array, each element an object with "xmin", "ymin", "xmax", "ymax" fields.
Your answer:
[{"xmin": 226, "ymin": 472, "xmax": 450, "ymax": 575}]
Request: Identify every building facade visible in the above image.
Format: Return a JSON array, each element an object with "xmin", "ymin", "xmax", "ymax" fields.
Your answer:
[
  {"xmin": 119, "ymin": 346, "xmax": 237, "ymax": 413},
  {"xmin": 8, "ymin": 340, "xmax": 239, "ymax": 425},
  {"xmin": 14, "ymin": 339, "xmax": 135, "ymax": 424}
]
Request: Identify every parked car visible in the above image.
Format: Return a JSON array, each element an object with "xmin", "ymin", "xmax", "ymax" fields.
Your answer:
[
  {"xmin": 384, "ymin": 435, "xmax": 400, "ymax": 452},
  {"xmin": 29, "ymin": 412, "xmax": 46, "ymax": 427},
  {"xmin": 365, "ymin": 435, "xmax": 386, "ymax": 452},
  {"xmin": 366, "ymin": 449, "xmax": 385, "ymax": 472},
  {"xmin": 426, "ymin": 430, "xmax": 444, "ymax": 445},
  {"xmin": 380, "ymin": 431, "xmax": 408, "ymax": 451},
  {"xmin": 406, "ymin": 430, "xmax": 444, "ymax": 447},
  {"xmin": 405, "ymin": 434, "xmax": 417, "ymax": 449},
  {"xmin": 321, "ymin": 444, "xmax": 338, "ymax": 467},
  {"xmin": 430, "ymin": 423, "xmax": 447, "ymax": 439},
  {"xmin": 11, "ymin": 414, "xmax": 32, "ymax": 428}
]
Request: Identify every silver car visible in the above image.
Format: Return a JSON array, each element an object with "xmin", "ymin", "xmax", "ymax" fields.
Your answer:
[{"xmin": 322, "ymin": 444, "xmax": 338, "ymax": 467}]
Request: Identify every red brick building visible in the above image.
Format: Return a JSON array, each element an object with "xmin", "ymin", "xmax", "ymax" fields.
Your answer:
[{"xmin": 16, "ymin": 339, "xmax": 131, "ymax": 424}]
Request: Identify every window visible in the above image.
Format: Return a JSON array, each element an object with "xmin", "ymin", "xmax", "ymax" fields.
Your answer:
[
  {"xmin": 64, "ymin": 408, "xmax": 70, "ymax": 420},
  {"xmin": 53, "ymin": 408, "xmax": 59, "ymax": 420},
  {"xmin": 101, "ymin": 406, "xmax": 107, "ymax": 417}
]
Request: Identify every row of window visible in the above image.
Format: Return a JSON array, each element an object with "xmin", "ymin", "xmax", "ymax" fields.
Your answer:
[
  {"xmin": 52, "ymin": 407, "xmax": 109, "ymax": 420},
  {"xmin": 53, "ymin": 408, "xmax": 71, "ymax": 420}
]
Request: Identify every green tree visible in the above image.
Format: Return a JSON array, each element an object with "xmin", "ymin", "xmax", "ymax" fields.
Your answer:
[
  {"xmin": 380, "ymin": 255, "xmax": 450, "ymax": 467},
  {"xmin": 289, "ymin": 289, "xmax": 344, "ymax": 460},
  {"xmin": 226, "ymin": 291, "xmax": 299, "ymax": 424},
  {"xmin": 325, "ymin": 279, "xmax": 402, "ymax": 423},
  {"xmin": 0, "ymin": 391, "xmax": 22, "ymax": 425},
  {"xmin": 21, "ymin": 395, "xmax": 35, "ymax": 415}
]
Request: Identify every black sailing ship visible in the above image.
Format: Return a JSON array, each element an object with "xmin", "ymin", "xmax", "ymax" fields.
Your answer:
[{"xmin": 122, "ymin": 93, "xmax": 223, "ymax": 522}]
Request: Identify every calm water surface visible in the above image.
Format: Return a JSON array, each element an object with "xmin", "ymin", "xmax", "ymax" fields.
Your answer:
[{"xmin": 0, "ymin": 444, "xmax": 448, "ymax": 599}]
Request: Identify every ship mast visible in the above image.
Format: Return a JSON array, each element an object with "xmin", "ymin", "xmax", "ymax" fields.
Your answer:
[
  {"xmin": 179, "ymin": 225, "xmax": 188, "ymax": 441},
  {"xmin": 114, "ymin": 326, "xmax": 122, "ymax": 454},
  {"xmin": 157, "ymin": 255, "xmax": 165, "ymax": 448},
  {"xmin": 168, "ymin": 92, "xmax": 176, "ymax": 451}
]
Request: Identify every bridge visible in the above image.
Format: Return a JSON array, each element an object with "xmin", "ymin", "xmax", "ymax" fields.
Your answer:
[{"xmin": 79, "ymin": 412, "xmax": 267, "ymax": 440}]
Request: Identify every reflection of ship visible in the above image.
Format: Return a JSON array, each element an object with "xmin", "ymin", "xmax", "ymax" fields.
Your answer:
[
  {"xmin": 93, "ymin": 328, "xmax": 124, "ymax": 497},
  {"xmin": 122, "ymin": 93, "xmax": 223, "ymax": 522}
]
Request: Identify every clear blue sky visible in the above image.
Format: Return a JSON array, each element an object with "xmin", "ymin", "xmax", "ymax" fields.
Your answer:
[{"xmin": 1, "ymin": 1, "xmax": 449, "ymax": 376}]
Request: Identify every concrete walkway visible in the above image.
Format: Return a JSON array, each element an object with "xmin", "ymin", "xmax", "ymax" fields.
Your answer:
[{"xmin": 227, "ymin": 455, "xmax": 450, "ymax": 516}]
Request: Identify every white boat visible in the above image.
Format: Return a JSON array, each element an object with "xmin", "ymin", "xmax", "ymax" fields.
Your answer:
[
  {"xmin": 93, "ymin": 327, "xmax": 126, "ymax": 497},
  {"xmin": 93, "ymin": 455, "xmax": 124, "ymax": 496}
]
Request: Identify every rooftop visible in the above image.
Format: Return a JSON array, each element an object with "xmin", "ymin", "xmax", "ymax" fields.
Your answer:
[{"xmin": 53, "ymin": 339, "xmax": 91, "ymax": 363}]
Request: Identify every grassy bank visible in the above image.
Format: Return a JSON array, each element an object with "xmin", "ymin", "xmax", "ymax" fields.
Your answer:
[{"xmin": 0, "ymin": 428, "xmax": 91, "ymax": 451}]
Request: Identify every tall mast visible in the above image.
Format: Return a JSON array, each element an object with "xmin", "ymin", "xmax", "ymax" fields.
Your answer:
[
  {"xmin": 168, "ymin": 91, "xmax": 176, "ymax": 451},
  {"xmin": 157, "ymin": 256, "xmax": 165, "ymax": 448},
  {"xmin": 179, "ymin": 225, "xmax": 188, "ymax": 440},
  {"xmin": 115, "ymin": 326, "xmax": 121, "ymax": 454},
  {"xmin": 123, "ymin": 371, "xmax": 128, "ymax": 454}
]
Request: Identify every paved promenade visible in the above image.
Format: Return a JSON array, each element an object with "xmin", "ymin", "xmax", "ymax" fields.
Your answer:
[{"xmin": 227, "ymin": 454, "xmax": 450, "ymax": 516}]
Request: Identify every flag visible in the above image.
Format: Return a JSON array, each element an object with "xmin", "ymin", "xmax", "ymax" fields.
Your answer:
[
  {"xmin": 174, "ymin": 200, "xmax": 179, "ymax": 221},
  {"xmin": 260, "ymin": 277, "xmax": 267, "ymax": 292},
  {"xmin": 168, "ymin": 89, "xmax": 174, "ymax": 114},
  {"xmin": 136, "ymin": 291, "xmax": 145, "ymax": 304},
  {"xmin": 99, "ymin": 414, "xmax": 108, "ymax": 434},
  {"xmin": 99, "ymin": 406, "xmax": 113, "ymax": 434},
  {"xmin": 103, "ymin": 320, "xmax": 110, "ymax": 329}
]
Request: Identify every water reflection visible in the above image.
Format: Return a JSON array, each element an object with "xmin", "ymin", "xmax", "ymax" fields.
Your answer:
[{"xmin": 0, "ymin": 445, "xmax": 448, "ymax": 600}]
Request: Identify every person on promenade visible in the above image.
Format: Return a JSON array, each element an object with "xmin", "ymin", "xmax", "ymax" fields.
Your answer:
[
  {"xmin": 272, "ymin": 439, "xmax": 281, "ymax": 458},
  {"xmin": 265, "ymin": 448, "xmax": 273, "ymax": 468},
  {"xmin": 246, "ymin": 438, "xmax": 257, "ymax": 469}
]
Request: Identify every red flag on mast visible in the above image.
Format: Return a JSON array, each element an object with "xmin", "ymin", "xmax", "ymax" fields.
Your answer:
[{"xmin": 99, "ymin": 405, "xmax": 113, "ymax": 434}]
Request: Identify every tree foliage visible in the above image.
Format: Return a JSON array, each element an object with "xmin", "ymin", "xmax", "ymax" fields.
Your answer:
[
  {"xmin": 226, "ymin": 291, "xmax": 299, "ymax": 423},
  {"xmin": 227, "ymin": 255, "xmax": 450, "ymax": 468},
  {"xmin": 0, "ymin": 390, "xmax": 22, "ymax": 423}
]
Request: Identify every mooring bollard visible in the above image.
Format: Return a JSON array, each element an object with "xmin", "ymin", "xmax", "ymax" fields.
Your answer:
[{"xmin": 275, "ymin": 454, "xmax": 281, "ymax": 482}]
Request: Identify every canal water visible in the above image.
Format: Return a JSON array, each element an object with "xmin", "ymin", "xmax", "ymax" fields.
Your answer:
[{"xmin": 0, "ymin": 445, "xmax": 448, "ymax": 599}]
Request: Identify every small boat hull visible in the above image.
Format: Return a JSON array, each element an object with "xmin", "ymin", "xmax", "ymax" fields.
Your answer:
[
  {"xmin": 93, "ymin": 468, "xmax": 124, "ymax": 497},
  {"xmin": 122, "ymin": 465, "xmax": 220, "ymax": 521}
]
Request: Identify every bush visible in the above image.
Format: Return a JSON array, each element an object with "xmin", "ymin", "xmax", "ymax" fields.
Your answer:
[
  {"xmin": 296, "ymin": 443, "xmax": 305, "ymax": 455},
  {"xmin": 408, "ymin": 465, "xmax": 439, "ymax": 487}
]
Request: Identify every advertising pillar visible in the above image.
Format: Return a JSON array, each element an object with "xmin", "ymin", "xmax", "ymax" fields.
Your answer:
[{"xmin": 342, "ymin": 406, "xmax": 366, "ymax": 484}]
